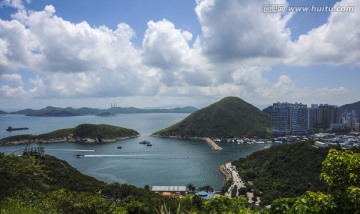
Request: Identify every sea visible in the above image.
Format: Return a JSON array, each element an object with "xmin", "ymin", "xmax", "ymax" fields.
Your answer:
[{"xmin": 0, "ymin": 113, "xmax": 270, "ymax": 190}]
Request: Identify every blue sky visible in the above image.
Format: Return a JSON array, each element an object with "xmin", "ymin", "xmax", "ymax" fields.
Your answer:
[{"xmin": 0, "ymin": 0, "xmax": 359, "ymax": 109}]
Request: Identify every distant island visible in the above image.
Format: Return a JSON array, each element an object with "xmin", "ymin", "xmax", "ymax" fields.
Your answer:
[
  {"xmin": 2, "ymin": 106, "xmax": 197, "ymax": 117},
  {"xmin": 0, "ymin": 124, "xmax": 139, "ymax": 145},
  {"xmin": 153, "ymin": 96, "xmax": 271, "ymax": 139}
]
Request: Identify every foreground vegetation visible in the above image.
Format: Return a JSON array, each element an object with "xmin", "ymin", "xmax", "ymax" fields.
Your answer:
[
  {"xmin": 154, "ymin": 96, "xmax": 271, "ymax": 138},
  {"xmin": 0, "ymin": 143, "xmax": 359, "ymax": 213},
  {"xmin": 0, "ymin": 124, "xmax": 139, "ymax": 145}
]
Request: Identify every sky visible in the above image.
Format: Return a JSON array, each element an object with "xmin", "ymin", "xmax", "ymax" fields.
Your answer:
[{"xmin": 0, "ymin": 0, "xmax": 359, "ymax": 110}]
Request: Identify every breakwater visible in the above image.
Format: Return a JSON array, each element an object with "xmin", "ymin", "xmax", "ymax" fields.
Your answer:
[{"xmin": 204, "ymin": 137, "xmax": 223, "ymax": 151}]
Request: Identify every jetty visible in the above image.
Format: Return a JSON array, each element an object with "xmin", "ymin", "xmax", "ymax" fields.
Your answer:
[{"xmin": 204, "ymin": 137, "xmax": 223, "ymax": 151}]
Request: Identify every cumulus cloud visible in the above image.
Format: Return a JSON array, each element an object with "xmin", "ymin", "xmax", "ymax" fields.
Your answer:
[
  {"xmin": 1, "ymin": 0, "xmax": 25, "ymax": 11},
  {"xmin": 195, "ymin": 0, "xmax": 292, "ymax": 62},
  {"xmin": 143, "ymin": 19, "xmax": 193, "ymax": 69},
  {"xmin": 0, "ymin": 5, "xmax": 141, "ymax": 73},
  {"xmin": 0, "ymin": 4, "xmax": 162, "ymax": 99},
  {"xmin": 288, "ymin": 0, "xmax": 360, "ymax": 66},
  {"xmin": 0, "ymin": 73, "xmax": 29, "ymax": 98}
]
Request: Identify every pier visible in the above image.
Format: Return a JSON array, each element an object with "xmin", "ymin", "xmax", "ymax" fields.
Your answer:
[{"xmin": 204, "ymin": 137, "xmax": 223, "ymax": 151}]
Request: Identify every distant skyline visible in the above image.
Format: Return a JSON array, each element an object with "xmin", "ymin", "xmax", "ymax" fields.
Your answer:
[{"xmin": 0, "ymin": 0, "xmax": 359, "ymax": 109}]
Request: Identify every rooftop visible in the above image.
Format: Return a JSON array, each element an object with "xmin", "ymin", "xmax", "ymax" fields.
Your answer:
[{"xmin": 151, "ymin": 186, "xmax": 187, "ymax": 192}]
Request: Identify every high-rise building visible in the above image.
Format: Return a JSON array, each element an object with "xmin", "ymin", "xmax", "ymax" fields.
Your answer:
[
  {"xmin": 272, "ymin": 102, "xmax": 290, "ymax": 136},
  {"xmin": 290, "ymin": 103, "xmax": 309, "ymax": 135},
  {"xmin": 317, "ymin": 104, "xmax": 340, "ymax": 128},
  {"xmin": 272, "ymin": 102, "xmax": 309, "ymax": 136},
  {"xmin": 308, "ymin": 104, "xmax": 318, "ymax": 131}
]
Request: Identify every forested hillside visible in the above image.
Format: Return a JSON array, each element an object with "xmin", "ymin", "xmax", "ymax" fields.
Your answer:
[{"xmin": 232, "ymin": 142, "xmax": 331, "ymax": 206}]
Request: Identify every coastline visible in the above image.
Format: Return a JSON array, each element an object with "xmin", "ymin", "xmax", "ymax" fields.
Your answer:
[{"xmin": 219, "ymin": 163, "xmax": 232, "ymax": 181}]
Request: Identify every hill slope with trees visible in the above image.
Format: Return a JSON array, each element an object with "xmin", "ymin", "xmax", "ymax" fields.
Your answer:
[
  {"xmin": 153, "ymin": 96, "xmax": 271, "ymax": 138},
  {"xmin": 232, "ymin": 142, "xmax": 333, "ymax": 206}
]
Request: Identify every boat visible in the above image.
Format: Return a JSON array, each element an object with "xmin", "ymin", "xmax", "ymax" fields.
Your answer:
[
  {"xmin": 6, "ymin": 126, "xmax": 29, "ymax": 132},
  {"xmin": 139, "ymin": 140, "xmax": 149, "ymax": 144},
  {"xmin": 117, "ymin": 146, "xmax": 122, "ymax": 149},
  {"xmin": 74, "ymin": 154, "xmax": 85, "ymax": 158},
  {"xmin": 147, "ymin": 143, "xmax": 152, "ymax": 146}
]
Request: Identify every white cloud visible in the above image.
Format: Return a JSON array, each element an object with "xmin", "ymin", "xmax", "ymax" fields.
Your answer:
[
  {"xmin": 1, "ymin": 0, "xmax": 25, "ymax": 11},
  {"xmin": 142, "ymin": 19, "xmax": 193, "ymax": 87},
  {"xmin": 288, "ymin": 0, "xmax": 360, "ymax": 66},
  {"xmin": 0, "ymin": 73, "xmax": 29, "ymax": 98},
  {"xmin": 0, "ymin": 5, "xmax": 141, "ymax": 73},
  {"xmin": 195, "ymin": 0, "xmax": 292, "ymax": 62},
  {"xmin": 143, "ymin": 19, "xmax": 193, "ymax": 70},
  {"xmin": 1, "ymin": 73, "xmax": 23, "ymax": 86}
]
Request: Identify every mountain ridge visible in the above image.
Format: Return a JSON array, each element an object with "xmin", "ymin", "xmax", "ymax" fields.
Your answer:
[{"xmin": 9, "ymin": 106, "xmax": 197, "ymax": 116}]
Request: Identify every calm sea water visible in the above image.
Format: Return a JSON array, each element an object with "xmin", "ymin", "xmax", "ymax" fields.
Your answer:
[{"xmin": 0, "ymin": 114, "xmax": 269, "ymax": 189}]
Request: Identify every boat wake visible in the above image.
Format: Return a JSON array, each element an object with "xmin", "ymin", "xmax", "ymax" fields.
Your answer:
[
  {"xmin": 84, "ymin": 154, "xmax": 151, "ymax": 158},
  {"xmin": 46, "ymin": 149, "xmax": 96, "ymax": 152}
]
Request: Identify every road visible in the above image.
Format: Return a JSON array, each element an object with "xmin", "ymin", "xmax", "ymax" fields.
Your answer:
[{"xmin": 224, "ymin": 162, "xmax": 260, "ymax": 205}]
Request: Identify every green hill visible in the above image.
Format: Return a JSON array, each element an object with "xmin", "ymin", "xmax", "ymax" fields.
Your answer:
[
  {"xmin": 0, "ymin": 124, "xmax": 139, "ymax": 145},
  {"xmin": 153, "ymin": 96, "xmax": 271, "ymax": 138}
]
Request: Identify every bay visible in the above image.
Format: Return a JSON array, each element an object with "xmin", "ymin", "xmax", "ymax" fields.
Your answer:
[{"xmin": 0, "ymin": 114, "xmax": 269, "ymax": 189}]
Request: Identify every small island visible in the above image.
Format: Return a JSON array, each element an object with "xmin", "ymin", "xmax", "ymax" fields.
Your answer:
[{"xmin": 0, "ymin": 124, "xmax": 140, "ymax": 145}]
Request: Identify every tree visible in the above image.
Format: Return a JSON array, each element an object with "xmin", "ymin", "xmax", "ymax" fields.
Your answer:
[
  {"xmin": 320, "ymin": 149, "xmax": 360, "ymax": 213},
  {"xmin": 199, "ymin": 185, "xmax": 213, "ymax": 192},
  {"xmin": 231, "ymin": 185, "xmax": 238, "ymax": 198},
  {"xmin": 144, "ymin": 184, "xmax": 150, "ymax": 192},
  {"xmin": 238, "ymin": 187, "xmax": 247, "ymax": 196},
  {"xmin": 272, "ymin": 149, "xmax": 360, "ymax": 213},
  {"xmin": 186, "ymin": 183, "xmax": 196, "ymax": 192},
  {"xmin": 203, "ymin": 196, "xmax": 250, "ymax": 213}
]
